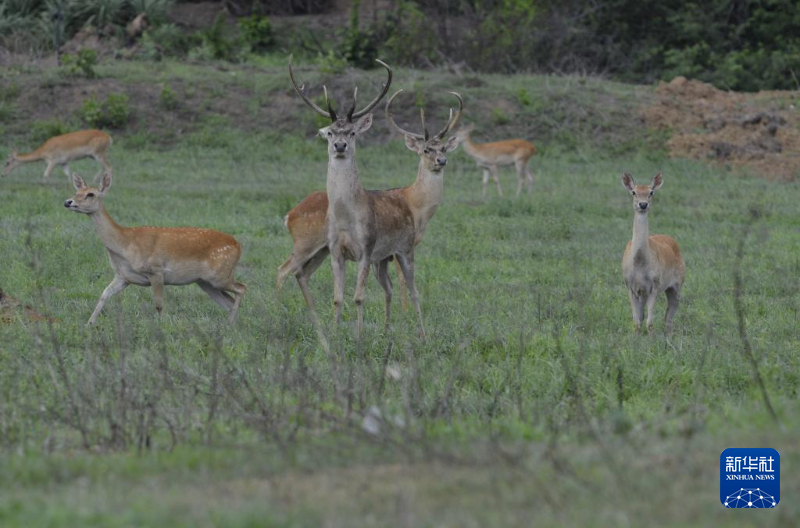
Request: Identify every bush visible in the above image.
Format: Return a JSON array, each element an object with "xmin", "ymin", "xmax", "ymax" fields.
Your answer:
[
  {"xmin": 159, "ymin": 84, "xmax": 177, "ymax": 110},
  {"xmin": 61, "ymin": 49, "xmax": 98, "ymax": 78},
  {"xmin": 238, "ymin": 14, "xmax": 273, "ymax": 53},
  {"xmin": 80, "ymin": 93, "xmax": 130, "ymax": 129}
]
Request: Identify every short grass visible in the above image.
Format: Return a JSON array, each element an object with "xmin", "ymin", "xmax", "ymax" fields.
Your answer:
[{"xmin": 0, "ymin": 58, "xmax": 798, "ymax": 526}]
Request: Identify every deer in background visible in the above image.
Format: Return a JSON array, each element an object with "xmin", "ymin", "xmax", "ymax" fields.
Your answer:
[
  {"xmin": 4, "ymin": 129, "xmax": 112, "ymax": 182},
  {"xmin": 64, "ymin": 172, "xmax": 246, "ymax": 326},
  {"xmin": 288, "ymin": 58, "xmax": 430, "ymax": 339},
  {"xmin": 277, "ymin": 89, "xmax": 462, "ymax": 324},
  {"xmin": 621, "ymin": 172, "xmax": 685, "ymax": 335},
  {"xmin": 453, "ymin": 124, "xmax": 536, "ymax": 197}
]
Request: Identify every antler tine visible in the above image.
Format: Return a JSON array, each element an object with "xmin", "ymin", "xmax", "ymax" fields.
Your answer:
[
  {"xmin": 351, "ymin": 59, "xmax": 393, "ymax": 119},
  {"xmin": 288, "ymin": 55, "xmax": 335, "ymax": 121},
  {"xmin": 419, "ymin": 108, "xmax": 429, "ymax": 141},
  {"xmin": 436, "ymin": 91, "xmax": 464, "ymax": 139},
  {"xmin": 347, "ymin": 87, "xmax": 358, "ymax": 121},
  {"xmin": 323, "ymin": 86, "xmax": 338, "ymax": 122},
  {"xmin": 385, "ymin": 89, "xmax": 425, "ymax": 140}
]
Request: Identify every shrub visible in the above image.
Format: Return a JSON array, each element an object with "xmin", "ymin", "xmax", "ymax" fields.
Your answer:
[
  {"xmin": 61, "ymin": 49, "xmax": 98, "ymax": 78},
  {"xmin": 159, "ymin": 84, "xmax": 177, "ymax": 110},
  {"xmin": 80, "ymin": 93, "xmax": 130, "ymax": 129},
  {"xmin": 317, "ymin": 50, "xmax": 347, "ymax": 75},
  {"xmin": 238, "ymin": 14, "xmax": 273, "ymax": 53},
  {"xmin": 338, "ymin": 0, "xmax": 379, "ymax": 69}
]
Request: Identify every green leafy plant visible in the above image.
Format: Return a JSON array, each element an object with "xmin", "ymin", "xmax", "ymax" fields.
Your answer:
[
  {"xmin": 159, "ymin": 84, "xmax": 177, "ymax": 110},
  {"xmin": 80, "ymin": 93, "xmax": 130, "ymax": 128},
  {"xmin": 238, "ymin": 14, "xmax": 273, "ymax": 53},
  {"xmin": 61, "ymin": 48, "xmax": 98, "ymax": 78}
]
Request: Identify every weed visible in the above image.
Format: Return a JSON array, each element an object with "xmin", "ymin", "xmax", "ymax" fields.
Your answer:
[
  {"xmin": 159, "ymin": 84, "xmax": 178, "ymax": 110},
  {"xmin": 61, "ymin": 49, "xmax": 98, "ymax": 78}
]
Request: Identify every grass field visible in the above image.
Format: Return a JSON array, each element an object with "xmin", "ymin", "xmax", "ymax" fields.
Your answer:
[{"xmin": 0, "ymin": 58, "xmax": 798, "ymax": 526}]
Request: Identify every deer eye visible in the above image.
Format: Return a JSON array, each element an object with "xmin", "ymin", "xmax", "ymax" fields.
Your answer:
[
  {"xmin": 424, "ymin": 148, "xmax": 430, "ymax": 154},
  {"xmin": 350, "ymin": 132, "xmax": 356, "ymax": 137},
  {"xmin": 631, "ymin": 191, "xmax": 636, "ymax": 196},
  {"xmin": 327, "ymin": 131, "xmax": 332, "ymax": 137},
  {"xmin": 86, "ymin": 192, "xmax": 95, "ymax": 198},
  {"xmin": 649, "ymin": 191, "xmax": 653, "ymax": 196}
]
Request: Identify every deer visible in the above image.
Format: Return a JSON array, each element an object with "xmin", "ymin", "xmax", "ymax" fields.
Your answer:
[
  {"xmin": 277, "ymin": 89, "xmax": 462, "ymax": 325},
  {"xmin": 63, "ymin": 172, "xmax": 246, "ymax": 326},
  {"xmin": 4, "ymin": 129, "xmax": 112, "ymax": 182},
  {"xmin": 621, "ymin": 172, "xmax": 685, "ymax": 335},
  {"xmin": 453, "ymin": 124, "xmax": 536, "ymax": 197},
  {"xmin": 287, "ymin": 57, "xmax": 431, "ymax": 340}
]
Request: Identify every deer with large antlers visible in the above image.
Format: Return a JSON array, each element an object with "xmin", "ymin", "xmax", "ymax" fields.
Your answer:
[
  {"xmin": 453, "ymin": 124, "xmax": 536, "ymax": 197},
  {"xmin": 64, "ymin": 172, "xmax": 246, "ymax": 326},
  {"xmin": 277, "ymin": 88, "xmax": 462, "ymax": 329},
  {"xmin": 287, "ymin": 58, "xmax": 434, "ymax": 339},
  {"xmin": 4, "ymin": 129, "xmax": 112, "ymax": 182},
  {"xmin": 621, "ymin": 172, "xmax": 685, "ymax": 335}
]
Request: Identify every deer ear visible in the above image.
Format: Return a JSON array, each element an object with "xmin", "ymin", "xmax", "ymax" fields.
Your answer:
[
  {"xmin": 404, "ymin": 135, "xmax": 421, "ymax": 152},
  {"xmin": 99, "ymin": 171, "xmax": 112, "ymax": 195},
  {"xmin": 621, "ymin": 172, "xmax": 635, "ymax": 192},
  {"xmin": 317, "ymin": 126, "xmax": 330, "ymax": 140},
  {"xmin": 72, "ymin": 173, "xmax": 86, "ymax": 190},
  {"xmin": 354, "ymin": 113, "xmax": 373, "ymax": 135},
  {"xmin": 444, "ymin": 135, "xmax": 460, "ymax": 152},
  {"xmin": 651, "ymin": 172, "xmax": 663, "ymax": 191}
]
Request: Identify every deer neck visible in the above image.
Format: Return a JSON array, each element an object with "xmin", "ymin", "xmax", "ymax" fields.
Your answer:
[
  {"xmin": 89, "ymin": 204, "xmax": 129, "ymax": 256},
  {"xmin": 326, "ymin": 155, "xmax": 366, "ymax": 214},
  {"xmin": 14, "ymin": 149, "xmax": 45, "ymax": 162},
  {"xmin": 630, "ymin": 212, "xmax": 651, "ymax": 263},
  {"xmin": 406, "ymin": 160, "xmax": 444, "ymax": 236},
  {"xmin": 461, "ymin": 135, "xmax": 482, "ymax": 159}
]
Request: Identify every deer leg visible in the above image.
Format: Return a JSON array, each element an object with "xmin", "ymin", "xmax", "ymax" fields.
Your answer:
[
  {"xmin": 394, "ymin": 257, "xmax": 408, "ymax": 311},
  {"xmin": 150, "ymin": 273, "xmax": 165, "ymax": 317},
  {"xmin": 645, "ymin": 291, "xmax": 658, "ymax": 335},
  {"xmin": 375, "ymin": 259, "xmax": 393, "ymax": 333},
  {"xmin": 481, "ymin": 168, "xmax": 491, "ymax": 198},
  {"xmin": 628, "ymin": 289, "xmax": 644, "ymax": 334},
  {"xmin": 43, "ymin": 161, "xmax": 56, "ymax": 181},
  {"xmin": 396, "ymin": 253, "xmax": 426, "ymax": 341},
  {"xmin": 664, "ymin": 287, "xmax": 680, "ymax": 336},
  {"xmin": 62, "ymin": 164, "xmax": 71, "ymax": 177},
  {"xmin": 525, "ymin": 164, "xmax": 534, "ymax": 193},
  {"xmin": 491, "ymin": 166, "xmax": 503, "ymax": 197},
  {"xmin": 93, "ymin": 155, "xmax": 111, "ymax": 183},
  {"xmin": 296, "ymin": 249, "xmax": 331, "ymax": 351},
  {"xmin": 514, "ymin": 160, "xmax": 525, "ymax": 196},
  {"xmin": 197, "ymin": 280, "xmax": 235, "ymax": 312},
  {"xmin": 331, "ymin": 250, "xmax": 346, "ymax": 326},
  {"xmin": 87, "ymin": 275, "xmax": 128, "ymax": 326},
  {"xmin": 353, "ymin": 258, "xmax": 371, "ymax": 338},
  {"xmin": 225, "ymin": 281, "xmax": 247, "ymax": 324}
]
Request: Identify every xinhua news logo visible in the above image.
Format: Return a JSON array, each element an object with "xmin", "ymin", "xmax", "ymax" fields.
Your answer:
[{"xmin": 720, "ymin": 448, "xmax": 780, "ymax": 508}]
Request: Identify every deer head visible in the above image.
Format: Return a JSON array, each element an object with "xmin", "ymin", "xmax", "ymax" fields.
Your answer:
[
  {"xmin": 64, "ymin": 172, "xmax": 111, "ymax": 214},
  {"xmin": 386, "ymin": 89, "xmax": 463, "ymax": 173},
  {"xmin": 289, "ymin": 55, "xmax": 392, "ymax": 160},
  {"xmin": 3, "ymin": 148, "xmax": 19, "ymax": 176},
  {"xmin": 622, "ymin": 172, "xmax": 663, "ymax": 213}
]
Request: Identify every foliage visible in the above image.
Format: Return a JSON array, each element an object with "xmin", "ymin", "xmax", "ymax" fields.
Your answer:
[
  {"xmin": 61, "ymin": 48, "xmax": 98, "ymax": 78},
  {"xmin": 28, "ymin": 119, "xmax": 72, "ymax": 145},
  {"xmin": 238, "ymin": 14, "xmax": 274, "ymax": 53},
  {"xmin": 159, "ymin": 84, "xmax": 177, "ymax": 110},
  {"xmin": 338, "ymin": 0, "xmax": 380, "ymax": 69},
  {"xmin": 80, "ymin": 93, "xmax": 130, "ymax": 128},
  {"xmin": 195, "ymin": 12, "xmax": 240, "ymax": 61}
]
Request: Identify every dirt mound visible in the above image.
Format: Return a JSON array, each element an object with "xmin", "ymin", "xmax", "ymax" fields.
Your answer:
[{"xmin": 642, "ymin": 76, "xmax": 800, "ymax": 181}]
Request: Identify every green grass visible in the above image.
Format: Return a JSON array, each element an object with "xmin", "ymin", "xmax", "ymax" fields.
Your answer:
[{"xmin": 0, "ymin": 58, "xmax": 798, "ymax": 526}]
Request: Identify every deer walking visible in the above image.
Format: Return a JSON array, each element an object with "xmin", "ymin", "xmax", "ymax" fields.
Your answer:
[
  {"xmin": 4, "ymin": 129, "xmax": 112, "ymax": 182},
  {"xmin": 277, "ymin": 89, "xmax": 462, "ymax": 329},
  {"xmin": 453, "ymin": 124, "xmax": 536, "ymax": 197},
  {"xmin": 621, "ymin": 172, "xmax": 685, "ymax": 335},
  {"xmin": 288, "ymin": 58, "xmax": 431, "ymax": 340},
  {"xmin": 64, "ymin": 172, "xmax": 246, "ymax": 326}
]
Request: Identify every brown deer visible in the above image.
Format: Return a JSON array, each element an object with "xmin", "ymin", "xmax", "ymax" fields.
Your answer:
[
  {"xmin": 4, "ymin": 129, "xmax": 112, "ymax": 182},
  {"xmin": 453, "ymin": 124, "xmax": 536, "ymax": 197},
  {"xmin": 64, "ymin": 172, "xmax": 246, "ymax": 326},
  {"xmin": 621, "ymin": 172, "xmax": 685, "ymax": 335},
  {"xmin": 288, "ymin": 58, "xmax": 432, "ymax": 339},
  {"xmin": 277, "ymin": 89, "xmax": 462, "ymax": 327}
]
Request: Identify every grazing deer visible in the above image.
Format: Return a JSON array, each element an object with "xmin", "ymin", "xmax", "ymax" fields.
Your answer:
[
  {"xmin": 64, "ymin": 172, "xmax": 246, "ymax": 326},
  {"xmin": 453, "ymin": 124, "xmax": 536, "ymax": 197},
  {"xmin": 621, "ymin": 172, "xmax": 685, "ymax": 335},
  {"xmin": 288, "ymin": 58, "xmax": 430, "ymax": 339},
  {"xmin": 277, "ymin": 89, "xmax": 462, "ymax": 323},
  {"xmin": 4, "ymin": 129, "xmax": 112, "ymax": 182}
]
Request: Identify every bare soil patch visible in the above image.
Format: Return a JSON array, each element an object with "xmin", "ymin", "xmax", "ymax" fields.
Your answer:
[{"xmin": 642, "ymin": 76, "xmax": 800, "ymax": 181}]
